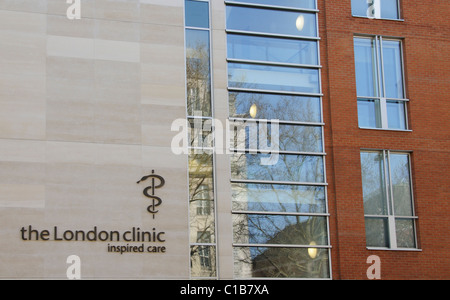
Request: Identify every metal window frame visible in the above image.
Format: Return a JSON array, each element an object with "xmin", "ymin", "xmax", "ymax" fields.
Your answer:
[
  {"xmin": 361, "ymin": 149, "xmax": 419, "ymax": 250},
  {"xmin": 355, "ymin": 35, "xmax": 409, "ymax": 131},
  {"xmin": 184, "ymin": 0, "xmax": 220, "ymax": 280},
  {"xmin": 351, "ymin": 0, "xmax": 403, "ymax": 21}
]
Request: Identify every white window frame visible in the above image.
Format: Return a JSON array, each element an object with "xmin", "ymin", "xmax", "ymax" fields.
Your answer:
[
  {"xmin": 352, "ymin": 0, "xmax": 403, "ymax": 21},
  {"xmin": 361, "ymin": 150, "xmax": 419, "ymax": 251},
  {"xmin": 355, "ymin": 35, "xmax": 410, "ymax": 131}
]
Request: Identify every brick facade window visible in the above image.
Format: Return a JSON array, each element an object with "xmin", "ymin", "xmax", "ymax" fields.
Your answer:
[
  {"xmin": 354, "ymin": 36, "xmax": 409, "ymax": 130},
  {"xmin": 361, "ymin": 150, "xmax": 418, "ymax": 250},
  {"xmin": 352, "ymin": 0, "xmax": 401, "ymax": 20}
]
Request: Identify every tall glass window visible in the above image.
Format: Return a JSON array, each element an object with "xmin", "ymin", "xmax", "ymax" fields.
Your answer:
[
  {"xmin": 185, "ymin": 0, "xmax": 217, "ymax": 279},
  {"xmin": 352, "ymin": 0, "xmax": 401, "ymax": 20},
  {"xmin": 226, "ymin": 1, "xmax": 331, "ymax": 279},
  {"xmin": 361, "ymin": 150, "xmax": 418, "ymax": 249},
  {"xmin": 354, "ymin": 36, "xmax": 408, "ymax": 130}
]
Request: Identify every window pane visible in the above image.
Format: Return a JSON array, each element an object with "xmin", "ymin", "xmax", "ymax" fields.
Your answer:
[
  {"xmin": 361, "ymin": 152, "xmax": 388, "ymax": 215},
  {"xmin": 232, "ymin": 183, "xmax": 326, "ymax": 213},
  {"xmin": 387, "ymin": 101, "xmax": 406, "ymax": 130},
  {"xmin": 396, "ymin": 219, "xmax": 416, "ymax": 248},
  {"xmin": 389, "ymin": 154, "xmax": 413, "ymax": 216},
  {"xmin": 380, "ymin": 0, "xmax": 399, "ymax": 19},
  {"xmin": 233, "ymin": 214, "xmax": 328, "ymax": 245},
  {"xmin": 227, "ymin": 34, "xmax": 318, "ymax": 65},
  {"xmin": 190, "ymin": 245, "xmax": 216, "ymax": 277},
  {"xmin": 226, "ymin": 6, "xmax": 317, "ymax": 37},
  {"xmin": 186, "ymin": 29, "xmax": 211, "ymax": 116},
  {"xmin": 231, "ymin": 153, "xmax": 324, "ymax": 183},
  {"xmin": 352, "ymin": 0, "xmax": 370, "ymax": 17},
  {"xmin": 382, "ymin": 40, "xmax": 404, "ymax": 99},
  {"xmin": 185, "ymin": 0, "xmax": 209, "ymax": 28},
  {"xmin": 278, "ymin": 125, "xmax": 323, "ymax": 152},
  {"xmin": 234, "ymin": 247, "xmax": 330, "ymax": 278},
  {"xmin": 358, "ymin": 99, "xmax": 382, "ymax": 128},
  {"xmin": 365, "ymin": 217, "xmax": 390, "ymax": 247},
  {"xmin": 228, "ymin": 63, "xmax": 320, "ymax": 93},
  {"xmin": 230, "ymin": 0, "xmax": 316, "ymax": 9},
  {"xmin": 188, "ymin": 118, "xmax": 213, "ymax": 148},
  {"xmin": 189, "ymin": 151, "xmax": 215, "ymax": 243},
  {"xmin": 354, "ymin": 38, "xmax": 379, "ymax": 97},
  {"xmin": 229, "ymin": 92, "xmax": 321, "ymax": 123}
]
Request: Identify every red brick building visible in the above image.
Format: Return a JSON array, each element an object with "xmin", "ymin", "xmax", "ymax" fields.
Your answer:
[{"xmin": 320, "ymin": 0, "xmax": 449, "ymax": 279}]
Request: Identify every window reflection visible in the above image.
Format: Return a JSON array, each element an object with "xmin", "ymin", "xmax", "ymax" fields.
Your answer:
[
  {"xmin": 361, "ymin": 151, "xmax": 417, "ymax": 249},
  {"xmin": 185, "ymin": 0, "xmax": 210, "ymax": 28},
  {"xmin": 232, "ymin": 183, "xmax": 326, "ymax": 213},
  {"xmin": 227, "ymin": 34, "xmax": 318, "ymax": 65},
  {"xmin": 233, "ymin": 214, "xmax": 328, "ymax": 245},
  {"xmin": 226, "ymin": 2, "xmax": 328, "ymax": 279},
  {"xmin": 230, "ymin": 0, "xmax": 316, "ymax": 9},
  {"xmin": 231, "ymin": 153, "xmax": 324, "ymax": 183},
  {"xmin": 234, "ymin": 247, "xmax": 330, "ymax": 278},
  {"xmin": 186, "ymin": 29, "xmax": 212, "ymax": 116},
  {"xmin": 228, "ymin": 63, "xmax": 320, "ymax": 94},
  {"xmin": 190, "ymin": 245, "xmax": 217, "ymax": 277},
  {"xmin": 230, "ymin": 92, "xmax": 321, "ymax": 123},
  {"xmin": 226, "ymin": 6, "xmax": 317, "ymax": 37},
  {"xmin": 189, "ymin": 151, "xmax": 215, "ymax": 244}
]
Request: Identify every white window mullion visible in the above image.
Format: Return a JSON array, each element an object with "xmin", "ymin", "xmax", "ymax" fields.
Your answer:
[
  {"xmin": 386, "ymin": 151, "xmax": 398, "ymax": 249},
  {"xmin": 380, "ymin": 98, "xmax": 388, "ymax": 128}
]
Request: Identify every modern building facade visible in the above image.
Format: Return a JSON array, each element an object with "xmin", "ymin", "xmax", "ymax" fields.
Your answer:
[{"xmin": 0, "ymin": 0, "xmax": 448, "ymax": 280}]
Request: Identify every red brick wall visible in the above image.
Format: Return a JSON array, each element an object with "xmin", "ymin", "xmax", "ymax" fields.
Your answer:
[{"xmin": 319, "ymin": 0, "xmax": 450, "ymax": 279}]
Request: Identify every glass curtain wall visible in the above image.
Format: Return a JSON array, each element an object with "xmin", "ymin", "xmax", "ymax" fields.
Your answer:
[
  {"xmin": 185, "ymin": 0, "xmax": 217, "ymax": 279},
  {"xmin": 226, "ymin": 0, "xmax": 331, "ymax": 279}
]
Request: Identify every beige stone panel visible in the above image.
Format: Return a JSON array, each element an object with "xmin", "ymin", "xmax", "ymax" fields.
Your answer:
[
  {"xmin": 46, "ymin": 14, "xmax": 95, "ymax": 38},
  {"xmin": 140, "ymin": 2, "xmax": 184, "ymax": 27},
  {"xmin": 141, "ymin": 23, "xmax": 184, "ymax": 46},
  {"xmin": 95, "ymin": 18, "xmax": 140, "ymax": 42},
  {"xmin": 0, "ymin": 11, "xmax": 46, "ymax": 140},
  {"xmin": 141, "ymin": 83, "xmax": 186, "ymax": 106},
  {"xmin": 0, "ymin": 10, "xmax": 46, "ymax": 33},
  {"xmin": 141, "ymin": 61, "xmax": 185, "ymax": 88},
  {"xmin": 46, "ymin": 141, "xmax": 97, "ymax": 165},
  {"xmin": 141, "ymin": 104, "xmax": 186, "ymax": 147},
  {"xmin": 46, "ymin": 56, "xmax": 95, "ymax": 83},
  {"xmin": 46, "ymin": 97, "xmax": 96, "ymax": 142},
  {"xmin": 0, "ymin": 98, "xmax": 46, "ymax": 140},
  {"xmin": 46, "ymin": 56, "xmax": 96, "ymax": 142},
  {"xmin": 96, "ymin": 143, "xmax": 142, "ymax": 166},
  {"xmin": 46, "ymin": 141, "xmax": 142, "ymax": 166},
  {"xmin": 94, "ymin": 92, "xmax": 142, "ymax": 145},
  {"xmin": 0, "ymin": 184, "xmax": 45, "ymax": 208},
  {"xmin": 47, "ymin": 35, "xmax": 95, "ymax": 59},
  {"xmin": 0, "ymin": 0, "xmax": 47, "ymax": 14},
  {"xmin": 140, "ymin": 42, "xmax": 184, "ymax": 66},
  {"xmin": 0, "ymin": 161, "xmax": 46, "ymax": 197},
  {"xmin": 0, "ymin": 139, "xmax": 45, "ymax": 163},
  {"xmin": 95, "ymin": 60, "xmax": 140, "ymax": 91},
  {"xmin": 0, "ymin": 32, "xmax": 46, "ymax": 70},
  {"xmin": 94, "ymin": 0, "xmax": 140, "ymax": 22},
  {"xmin": 94, "ymin": 39, "xmax": 140, "ymax": 63}
]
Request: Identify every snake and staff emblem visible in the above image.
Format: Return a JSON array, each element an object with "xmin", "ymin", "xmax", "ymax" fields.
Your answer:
[{"xmin": 137, "ymin": 170, "xmax": 165, "ymax": 219}]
